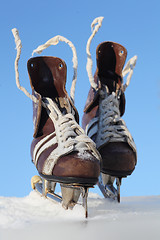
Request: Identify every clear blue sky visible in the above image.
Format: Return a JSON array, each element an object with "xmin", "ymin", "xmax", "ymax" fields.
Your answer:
[{"xmin": 1, "ymin": 0, "xmax": 160, "ymax": 198}]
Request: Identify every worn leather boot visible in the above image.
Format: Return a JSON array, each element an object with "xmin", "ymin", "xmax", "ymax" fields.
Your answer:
[
  {"xmin": 27, "ymin": 56, "xmax": 101, "ymax": 185},
  {"xmin": 82, "ymin": 42, "xmax": 137, "ymax": 178}
]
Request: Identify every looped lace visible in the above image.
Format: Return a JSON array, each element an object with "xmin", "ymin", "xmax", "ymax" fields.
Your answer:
[
  {"xmin": 96, "ymin": 87, "xmax": 136, "ymax": 152},
  {"xmin": 100, "ymin": 92, "xmax": 120, "ymax": 128},
  {"xmin": 32, "ymin": 35, "xmax": 78, "ymax": 104},
  {"xmin": 122, "ymin": 55, "xmax": 137, "ymax": 92},
  {"xmin": 43, "ymin": 97, "xmax": 100, "ymax": 160},
  {"xmin": 57, "ymin": 113, "xmax": 92, "ymax": 150},
  {"xmin": 86, "ymin": 16, "xmax": 104, "ymax": 89}
]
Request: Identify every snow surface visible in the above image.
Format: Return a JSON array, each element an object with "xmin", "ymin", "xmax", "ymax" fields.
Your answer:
[{"xmin": 0, "ymin": 191, "xmax": 160, "ymax": 240}]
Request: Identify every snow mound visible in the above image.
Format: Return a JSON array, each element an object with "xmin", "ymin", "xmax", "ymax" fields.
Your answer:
[{"xmin": 0, "ymin": 191, "xmax": 160, "ymax": 240}]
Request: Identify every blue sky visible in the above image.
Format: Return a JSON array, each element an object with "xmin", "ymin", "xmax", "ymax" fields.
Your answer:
[{"xmin": 1, "ymin": 0, "xmax": 160, "ymax": 198}]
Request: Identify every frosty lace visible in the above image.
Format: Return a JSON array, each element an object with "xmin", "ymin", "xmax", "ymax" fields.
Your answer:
[
  {"xmin": 96, "ymin": 87, "xmax": 136, "ymax": 152},
  {"xmin": 86, "ymin": 16, "xmax": 104, "ymax": 89},
  {"xmin": 12, "ymin": 28, "xmax": 38, "ymax": 104},
  {"xmin": 43, "ymin": 97, "xmax": 98, "ymax": 153}
]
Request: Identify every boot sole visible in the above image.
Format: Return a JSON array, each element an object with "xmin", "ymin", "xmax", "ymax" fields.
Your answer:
[
  {"xmin": 101, "ymin": 168, "xmax": 135, "ymax": 178},
  {"xmin": 40, "ymin": 173, "xmax": 98, "ymax": 187}
]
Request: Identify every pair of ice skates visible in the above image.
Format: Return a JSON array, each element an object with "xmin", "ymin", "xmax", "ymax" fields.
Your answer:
[{"xmin": 12, "ymin": 17, "xmax": 137, "ymax": 218}]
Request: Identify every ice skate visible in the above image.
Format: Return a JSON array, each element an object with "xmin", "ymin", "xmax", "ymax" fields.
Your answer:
[
  {"xmin": 82, "ymin": 18, "xmax": 137, "ymax": 202},
  {"xmin": 12, "ymin": 30, "xmax": 101, "ymax": 217}
]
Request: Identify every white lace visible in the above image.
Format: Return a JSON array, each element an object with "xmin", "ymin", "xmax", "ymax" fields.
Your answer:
[
  {"xmin": 86, "ymin": 16, "xmax": 104, "ymax": 89},
  {"xmin": 122, "ymin": 55, "xmax": 137, "ymax": 92},
  {"xmin": 41, "ymin": 97, "xmax": 100, "ymax": 173},
  {"xmin": 96, "ymin": 86, "xmax": 136, "ymax": 153}
]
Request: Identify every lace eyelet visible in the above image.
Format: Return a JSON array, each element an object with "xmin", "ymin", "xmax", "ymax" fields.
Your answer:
[
  {"xmin": 119, "ymin": 50, "xmax": 124, "ymax": 56},
  {"xmin": 58, "ymin": 63, "xmax": 63, "ymax": 70},
  {"xmin": 30, "ymin": 62, "xmax": 35, "ymax": 70}
]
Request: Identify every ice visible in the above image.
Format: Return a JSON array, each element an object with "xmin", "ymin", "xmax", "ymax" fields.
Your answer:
[{"xmin": 0, "ymin": 192, "xmax": 159, "ymax": 240}]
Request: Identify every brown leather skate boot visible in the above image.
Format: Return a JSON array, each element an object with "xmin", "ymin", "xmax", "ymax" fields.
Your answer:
[
  {"xmin": 82, "ymin": 41, "xmax": 137, "ymax": 178},
  {"xmin": 27, "ymin": 56, "xmax": 101, "ymax": 186}
]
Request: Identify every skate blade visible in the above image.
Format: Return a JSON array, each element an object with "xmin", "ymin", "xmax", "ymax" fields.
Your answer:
[
  {"xmin": 98, "ymin": 173, "xmax": 122, "ymax": 202},
  {"xmin": 61, "ymin": 184, "xmax": 81, "ymax": 209},
  {"xmin": 31, "ymin": 175, "xmax": 90, "ymax": 218},
  {"xmin": 31, "ymin": 175, "xmax": 62, "ymax": 203}
]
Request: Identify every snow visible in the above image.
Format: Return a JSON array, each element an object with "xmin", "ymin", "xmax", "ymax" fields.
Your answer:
[{"xmin": 0, "ymin": 191, "xmax": 160, "ymax": 240}]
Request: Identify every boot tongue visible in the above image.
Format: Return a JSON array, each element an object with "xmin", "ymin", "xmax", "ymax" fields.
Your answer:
[
  {"xmin": 54, "ymin": 97, "xmax": 74, "ymax": 115},
  {"xmin": 100, "ymin": 75, "xmax": 120, "ymax": 94},
  {"xmin": 96, "ymin": 42, "xmax": 127, "ymax": 94}
]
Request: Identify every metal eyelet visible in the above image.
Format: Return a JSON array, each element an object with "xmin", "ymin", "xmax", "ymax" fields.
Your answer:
[
  {"xmin": 119, "ymin": 50, "xmax": 124, "ymax": 56},
  {"xmin": 58, "ymin": 63, "xmax": 63, "ymax": 70}
]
